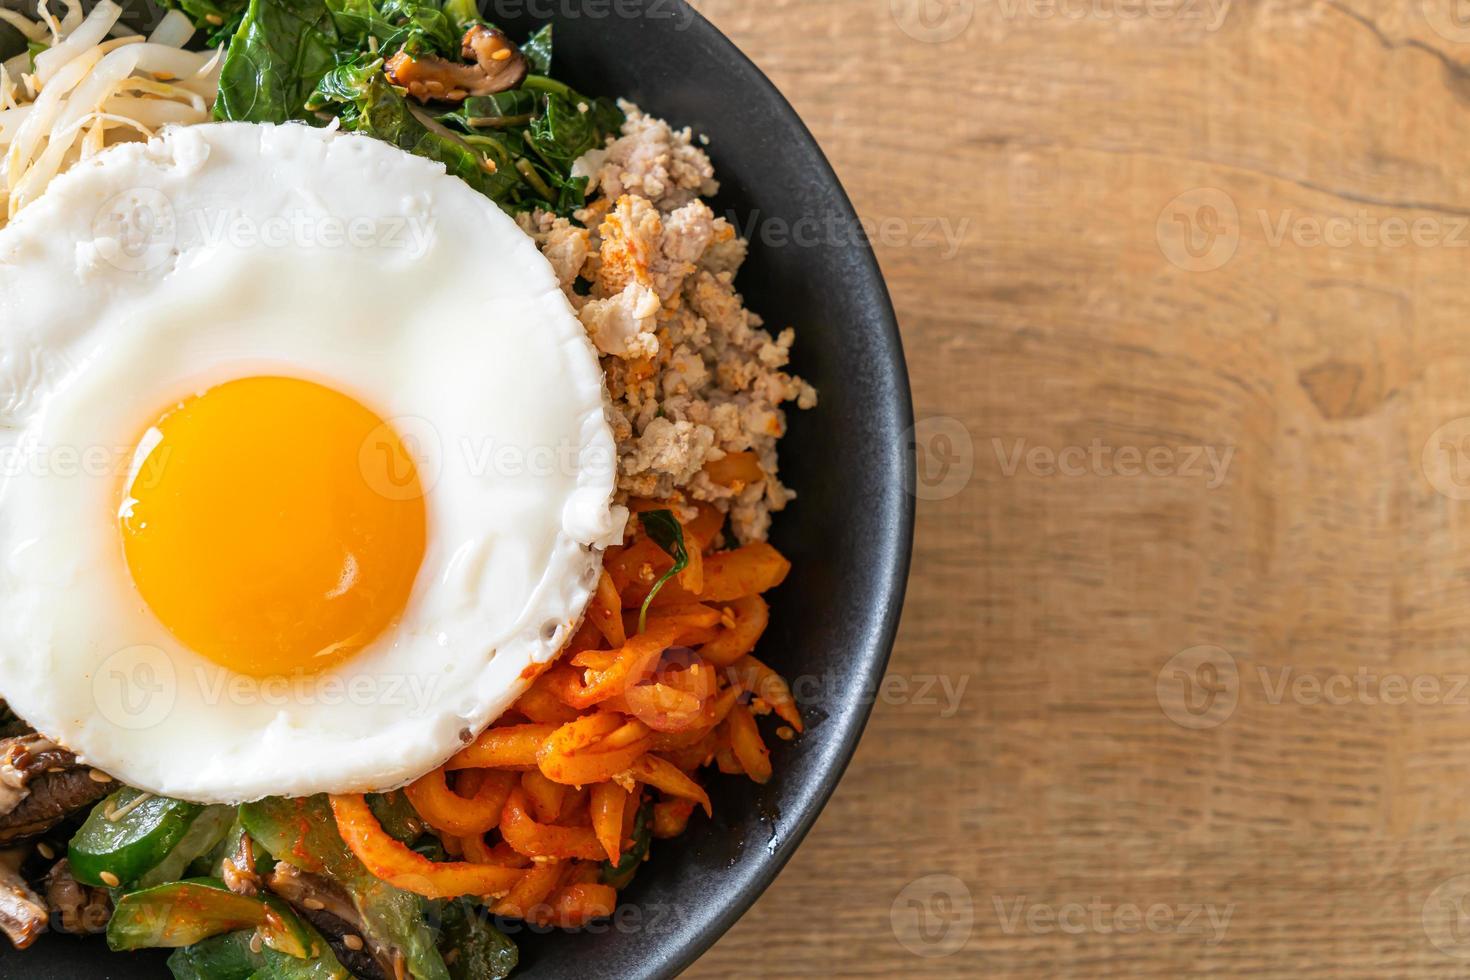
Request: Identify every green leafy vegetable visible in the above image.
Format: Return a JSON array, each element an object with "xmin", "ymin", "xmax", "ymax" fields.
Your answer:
[
  {"xmin": 214, "ymin": 0, "xmax": 340, "ymax": 123},
  {"xmin": 304, "ymin": 50, "xmax": 380, "ymax": 112},
  {"xmin": 241, "ymin": 795, "xmax": 453, "ymax": 980},
  {"xmin": 107, "ymin": 879, "xmax": 311, "ymax": 956},
  {"xmin": 330, "ymin": 0, "xmax": 460, "ymax": 56},
  {"xmin": 161, "ymin": 0, "xmax": 251, "ymax": 45},
  {"xmin": 210, "ymin": 0, "xmax": 621, "ymax": 214},
  {"xmin": 437, "ymin": 898, "xmax": 518, "ymax": 980},
  {"xmin": 637, "ymin": 510, "xmax": 689, "ymax": 632},
  {"xmin": 600, "ymin": 799, "xmax": 652, "ymax": 889},
  {"xmin": 353, "ymin": 74, "xmax": 522, "ymax": 202},
  {"xmin": 448, "ymin": 88, "xmax": 537, "ymax": 128},
  {"xmin": 520, "ymin": 22, "xmax": 552, "ymax": 74},
  {"xmin": 167, "ymin": 929, "xmax": 262, "ymax": 980},
  {"xmin": 168, "ymin": 924, "xmax": 352, "ymax": 980},
  {"xmin": 69, "ymin": 790, "xmax": 206, "ymax": 888},
  {"xmin": 527, "ymin": 91, "xmax": 606, "ymax": 168}
]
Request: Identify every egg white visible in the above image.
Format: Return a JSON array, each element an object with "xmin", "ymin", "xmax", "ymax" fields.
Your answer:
[{"xmin": 0, "ymin": 122, "xmax": 622, "ymax": 802}]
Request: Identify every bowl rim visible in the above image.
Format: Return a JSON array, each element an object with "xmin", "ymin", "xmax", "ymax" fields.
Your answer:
[{"xmin": 647, "ymin": 5, "xmax": 916, "ymax": 976}]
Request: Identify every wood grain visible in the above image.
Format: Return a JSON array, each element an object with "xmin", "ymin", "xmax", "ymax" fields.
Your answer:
[{"xmin": 684, "ymin": 0, "xmax": 1470, "ymax": 975}]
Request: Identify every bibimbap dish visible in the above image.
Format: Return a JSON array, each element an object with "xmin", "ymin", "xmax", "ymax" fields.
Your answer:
[{"xmin": 0, "ymin": 1, "xmax": 824, "ymax": 976}]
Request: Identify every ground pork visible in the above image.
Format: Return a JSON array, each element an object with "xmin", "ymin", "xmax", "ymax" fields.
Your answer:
[
  {"xmin": 580, "ymin": 101, "xmax": 719, "ymax": 212},
  {"xmin": 531, "ymin": 103, "xmax": 816, "ymax": 544}
]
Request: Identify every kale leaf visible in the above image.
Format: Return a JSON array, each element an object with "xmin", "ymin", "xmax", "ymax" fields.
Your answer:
[{"xmin": 214, "ymin": 0, "xmax": 340, "ymax": 123}]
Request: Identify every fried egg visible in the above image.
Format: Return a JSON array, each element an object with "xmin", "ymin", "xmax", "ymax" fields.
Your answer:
[{"xmin": 0, "ymin": 122, "xmax": 622, "ymax": 802}]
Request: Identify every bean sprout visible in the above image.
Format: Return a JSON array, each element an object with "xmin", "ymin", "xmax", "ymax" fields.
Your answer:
[{"xmin": 0, "ymin": 0, "xmax": 220, "ymax": 224}]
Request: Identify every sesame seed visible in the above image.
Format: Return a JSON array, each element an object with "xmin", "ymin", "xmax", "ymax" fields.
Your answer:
[
  {"xmin": 303, "ymin": 898, "xmax": 326, "ymax": 911},
  {"xmin": 776, "ymin": 726, "xmax": 796, "ymax": 741},
  {"xmin": 99, "ymin": 871, "xmax": 120, "ymax": 887},
  {"xmin": 36, "ymin": 842, "xmax": 54, "ymax": 860},
  {"xmin": 249, "ymin": 932, "xmax": 263, "ymax": 954},
  {"xmin": 491, "ymin": 48, "xmax": 512, "ymax": 61},
  {"xmin": 343, "ymin": 934, "xmax": 364, "ymax": 951},
  {"xmin": 88, "ymin": 769, "xmax": 111, "ymax": 783}
]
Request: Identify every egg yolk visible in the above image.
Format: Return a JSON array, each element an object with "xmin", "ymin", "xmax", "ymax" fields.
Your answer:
[{"xmin": 119, "ymin": 376, "xmax": 427, "ymax": 677}]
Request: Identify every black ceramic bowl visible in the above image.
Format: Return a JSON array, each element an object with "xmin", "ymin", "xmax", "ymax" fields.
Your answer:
[{"xmin": 0, "ymin": 1, "xmax": 913, "ymax": 976}]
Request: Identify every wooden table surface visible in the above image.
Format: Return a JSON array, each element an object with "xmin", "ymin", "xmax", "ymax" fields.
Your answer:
[{"xmin": 683, "ymin": 0, "xmax": 1470, "ymax": 976}]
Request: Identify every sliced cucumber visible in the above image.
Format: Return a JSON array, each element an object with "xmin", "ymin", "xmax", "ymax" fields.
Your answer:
[{"xmin": 69, "ymin": 789, "xmax": 204, "ymax": 888}]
